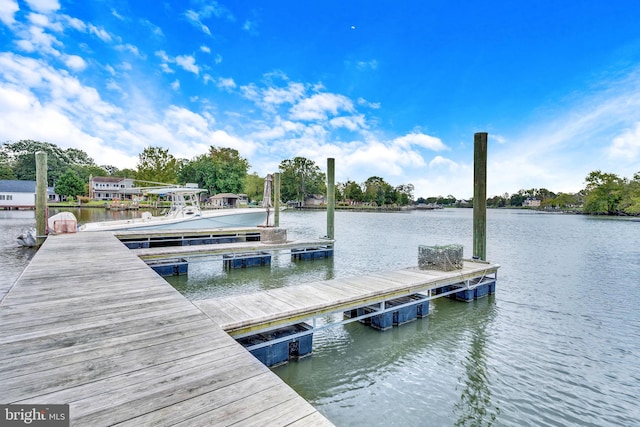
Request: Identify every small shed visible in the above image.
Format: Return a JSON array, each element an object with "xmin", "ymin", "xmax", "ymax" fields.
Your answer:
[{"xmin": 210, "ymin": 193, "xmax": 240, "ymax": 208}]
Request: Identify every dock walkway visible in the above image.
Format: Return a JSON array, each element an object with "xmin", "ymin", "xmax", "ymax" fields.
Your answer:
[
  {"xmin": 0, "ymin": 232, "xmax": 332, "ymax": 426},
  {"xmin": 196, "ymin": 261, "xmax": 499, "ymax": 337}
]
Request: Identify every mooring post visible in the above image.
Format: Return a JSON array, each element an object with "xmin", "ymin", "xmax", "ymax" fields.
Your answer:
[
  {"xmin": 473, "ymin": 133, "xmax": 487, "ymax": 260},
  {"xmin": 35, "ymin": 151, "xmax": 47, "ymax": 248},
  {"xmin": 326, "ymin": 158, "xmax": 335, "ymax": 240},
  {"xmin": 274, "ymin": 172, "xmax": 281, "ymax": 227}
]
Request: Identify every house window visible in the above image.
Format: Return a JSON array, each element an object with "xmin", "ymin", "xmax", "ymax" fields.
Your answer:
[{"xmin": 0, "ymin": 195, "xmax": 5, "ymax": 200}]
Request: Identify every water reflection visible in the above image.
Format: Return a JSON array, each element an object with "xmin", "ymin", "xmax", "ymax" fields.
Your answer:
[
  {"xmin": 453, "ymin": 297, "xmax": 500, "ymax": 427},
  {"xmin": 166, "ymin": 254, "xmax": 335, "ymax": 300}
]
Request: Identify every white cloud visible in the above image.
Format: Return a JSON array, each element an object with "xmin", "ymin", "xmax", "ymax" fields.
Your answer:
[
  {"xmin": 185, "ymin": 10, "xmax": 211, "ymax": 35},
  {"xmin": 87, "ymin": 24, "xmax": 111, "ymax": 42},
  {"xmin": 356, "ymin": 59, "xmax": 378, "ymax": 70},
  {"xmin": 27, "ymin": 12, "xmax": 56, "ymax": 29},
  {"xmin": 111, "ymin": 9, "xmax": 124, "ymax": 21},
  {"xmin": 141, "ymin": 19, "xmax": 163, "ymax": 37},
  {"xmin": 63, "ymin": 54, "xmax": 86, "ymax": 71},
  {"xmin": 393, "ymin": 132, "xmax": 448, "ymax": 151},
  {"xmin": 155, "ymin": 50, "xmax": 170, "ymax": 62},
  {"xmin": 608, "ymin": 122, "xmax": 640, "ymax": 160},
  {"xmin": 488, "ymin": 65, "xmax": 640, "ymax": 195},
  {"xmin": 170, "ymin": 79, "xmax": 180, "ymax": 91},
  {"xmin": 61, "ymin": 15, "xmax": 85, "ymax": 31},
  {"xmin": 116, "ymin": 43, "xmax": 142, "ymax": 58},
  {"xmin": 289, "ymin": 93, "xmax": 354, "ymax": 121},
  {"xmin": 200, "ymin": 45, "xmax": 210, "ymax": 53},
  {"xmin": 217, "ymin": 77, "xmax": 236, "ymax": 91},
  {"xmin": 175, "ymin": 54, "xmax": 199, "ymax": 74},
  {"xmin": 330, "ymin": 115, "xmax": 366, "ymax": 131},
  {"xmin": 429, "ymin": 156, "xmax": 459, "ymax": 170},
  {"xmin": 357, "ymin": 97, "xmax": 381, "ymax": 109},
  {"xmin": 241, "ymin": 81, "xmax": 307, "ymax": 113},
  {"xmin": 24, "ymin": 0, "xmax": 59, "ymax": 14},
  {"xmin": 16, "ymin": 25, "xmax": 61, "ymax": 55},
  {"xmin": 0, "ymin": 0, "xmax": 19, "ymax": 26},
  {"xmin": 243, "ymin": 20, "xmax": 258, "ymax": 35},
  {"xmin": 263, "ymin": 83, "xmax": 306, "ymax": 107}
]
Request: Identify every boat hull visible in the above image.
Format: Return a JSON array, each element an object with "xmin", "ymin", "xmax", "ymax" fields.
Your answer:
[{"xmin": 79, "ymin": 209, "xmax": 270, "ymax": 232}]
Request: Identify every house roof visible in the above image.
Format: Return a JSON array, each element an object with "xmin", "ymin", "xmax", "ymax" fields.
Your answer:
[
  {"xmin": 91, "ymin": 176, "xmax": 131, "ymax": 183},
  {"xmin": 0, "ymin": 180, "xmax": 36, "ymax": 193},
  {"xmin": 0, "ymin": 180, "xmax": 56, "ymax": 195}
]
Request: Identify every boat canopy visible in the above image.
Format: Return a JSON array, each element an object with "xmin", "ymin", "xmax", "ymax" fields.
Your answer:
[{"xmin": 146, "ymin": 188, "xmax": 208, "ymax": 195}]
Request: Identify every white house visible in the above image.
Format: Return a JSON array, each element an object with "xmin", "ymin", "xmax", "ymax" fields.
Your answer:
[
  {"xmin": 89, "ymin": 176, "xmax": 141, "ymax": 201},
  {"xmin": 0, "ymin": 180, "xmax": 59, "ymax": 209}
]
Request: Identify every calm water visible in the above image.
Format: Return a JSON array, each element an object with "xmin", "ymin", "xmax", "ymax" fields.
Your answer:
[{"xmin": 2, "ymin": 208, "xmax": 639, "ymax": 426}]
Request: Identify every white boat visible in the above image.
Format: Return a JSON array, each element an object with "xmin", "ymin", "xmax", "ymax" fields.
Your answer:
[
  {"xmin": 16, "ymin": 228, "xmax": 36, "ymax": 247},
  {"xmin": 78, "ymin": 188, "xmax": 271, "ymax": 232}
]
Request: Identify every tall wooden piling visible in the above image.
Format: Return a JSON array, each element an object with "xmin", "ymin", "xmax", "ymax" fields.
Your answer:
[
  {"xmin": 274, "ymin": 172, "xmax": 281, "ymax": 227},
  {"xmin": 35, "ymin": 151, "xmax": 47, "ymax": 247},
  {"xmin": 326, "ymin": 158, "xmax": 335, "ymax": 240},
  {"xmin": 473, "ymin": 133, "xmax": 487, "ymax": 260}
]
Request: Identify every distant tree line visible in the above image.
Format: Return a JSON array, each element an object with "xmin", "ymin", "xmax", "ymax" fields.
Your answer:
[
  {"xmin": 0, "ymin": 140, "xmax": 258, "ymax": 201},
  {"xmin": 2, "ymin": 140, "xmax": 637, "ymax": 214},
  {"xmin": 474, "ymin": 170, "xmax": 640, "ymax": 215},
  {"xmin": 0, "ymin": 140, "xmax": 418, "ymax": 207}
]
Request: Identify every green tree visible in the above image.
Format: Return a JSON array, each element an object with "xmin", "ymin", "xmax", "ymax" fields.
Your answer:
[
  {"xmin": 208, "ymin": 147, "xmax": 250, "ymax": 194},
  {"xmin": 363, "ymin": 176, "xmax": 393, "ymax": 206},
  {"xmin": 1, "ymin": 140, "xmax": 97, "ymax": 186},
  {"xmin": 619, "ymin": 172, "xmax": 640, "ymax": 215},
  {"xmin": 278, "ymin": 157, "xmax": 326, "ymax": 204},
  {"xmin": 55, "ymin": 169, "xmax": 85, "ymax": 199},
  {"xmin": 178, "ymin": 147, "xmax": 250, "ymax": 195},
  {"xmin": 113, "ymin": 168, "xmax": 137, "ymax": 178},
  {"xmin": 583, "ymin": 170, "xmax": 625, "ymax": 214},
  {"xmin": 74, "ymin": 165, "xmax": 109, "ymax": 183},
  {"xmin": 244, "ymin": 172, "xmax": 265, "ymax": 203},
  {"xmin": 509, "ymin": 191, "xmax": 526, "ymax": 207},
  {"xmin": 342, "ymin": 180, "xmax": 364, "ymax": 203},
  {"xmin": 0, "ymin": 164, "xmax": 16, "ymax": 179},
  {"xmin": 395, "ymin": 184, "xmax": 415, "ymax": 205},
  {"xmin": 136, "ymin": 146, "xmax": 179, "ymax": 185},
  {"xmin": 487, "ymin": 195, "xmax": 506, "ymax": 208}
]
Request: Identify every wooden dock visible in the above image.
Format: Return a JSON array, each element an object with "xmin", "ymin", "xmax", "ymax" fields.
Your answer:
[
  {"xmin": 114, "ymin": 227, "xmax": 334, "ymax": 261},
  {"xmin": 0, "ymin": 232, "xmax": 333, "ymax": 426},
  {"xmin": 195, "ymin": 261, "xmax": 499, "ymax": 337}
]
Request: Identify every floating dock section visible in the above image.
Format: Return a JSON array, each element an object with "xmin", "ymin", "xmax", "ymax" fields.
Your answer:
[
  {"xmin": 117, "ymin": 228, "xmax": 261, "ymax": 249},
  {"xmin": 122, "ymin": 228, "xmax": 334, "ymax": 264},
  {"xmin": 196, "ymin": 260, "xmax": 499, "ymax": 366},
  {"xmin": 223, "ymin": 251, "xmax": 272, "ymax": 269}
]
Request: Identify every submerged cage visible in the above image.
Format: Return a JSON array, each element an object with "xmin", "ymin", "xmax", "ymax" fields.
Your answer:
[{"xmin": 418, "ymin": 244, "xmax": 463, "ymax": 271}]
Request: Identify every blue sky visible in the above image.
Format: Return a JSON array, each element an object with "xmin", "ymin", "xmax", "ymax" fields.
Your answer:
[{"xmin": 1, "ymin": 0, "xmax": 639, "ymax": 198}]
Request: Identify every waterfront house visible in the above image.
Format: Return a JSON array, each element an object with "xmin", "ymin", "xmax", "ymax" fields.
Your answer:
[
  {"xmin": 89, "ymin": 176, "xmax": 141, "ymax": 201},
  {"xmin": 523, "ymin": 198, "xmax": 541, "ymax": 208},
  {"xmin": 0, "ymin": 180, "xmax": 60, "ymax": 209}
]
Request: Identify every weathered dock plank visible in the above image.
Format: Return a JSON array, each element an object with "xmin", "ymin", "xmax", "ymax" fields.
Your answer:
[
  {"xmin": 130, "ymin": 237, "xmax": 334, "ymax": 260},
  {"xmin": 196, "ymin": 261, "xmax": 499, "ymax": 335},
  {"xmin": 0, "ymin": 231, "xmax": 333, "ymax": 426}
]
